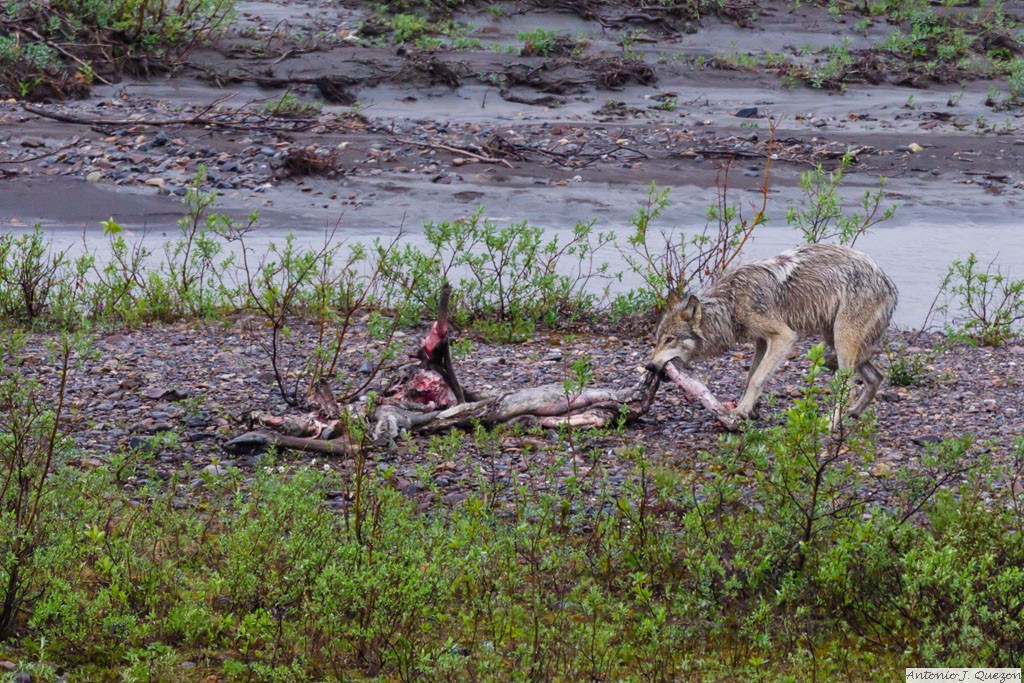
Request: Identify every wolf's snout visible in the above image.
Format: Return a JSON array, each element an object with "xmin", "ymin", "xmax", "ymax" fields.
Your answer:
[{"xmin": 644, "ymin": 361, "xmax": 660, "ymax": 373}]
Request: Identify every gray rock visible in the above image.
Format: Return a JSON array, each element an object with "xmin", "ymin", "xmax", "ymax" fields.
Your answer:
[
  {"xmin": 143, "ymin": 387, "xmax": 189, "ymax": 401},
  {"xmin": 443, "ymin": 491, "xmax": 468, "ymax": 506},
  {"xmin": 131, "ymin": 419, "xmax": 173, "ymax": 433},
  {"xmin": 186, "ymin": 432, "xmax": 218, "ymax": 442},
  {"xmin": 128, "ymin": 436, "xmax": 158, "ymax": 452},
  {"xmin": 185, "ymin": 415, "xmax": 211, "ymax": 429}
]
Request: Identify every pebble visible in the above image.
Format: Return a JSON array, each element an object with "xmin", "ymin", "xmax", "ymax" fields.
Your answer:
[
  {"xmin": 443, "ymin": 491, "xmax": 468, "ymax": 505},
  {"xmin": 131, "ymin": 419, "xmax": 173, "ymax": 433},
  {"xmin": 85, "ymin": 171, "xmax": 103, "ymax": 183},
  {"xmin": 870, "ymin": 462, "xmax": 893, "ymax": 478}
]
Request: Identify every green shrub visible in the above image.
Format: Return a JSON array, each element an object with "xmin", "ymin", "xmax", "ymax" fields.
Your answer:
[
  {"xmin": 0, "ymin": 332, "xmax": 83, "ymax": 639},
  {"xmin": 942, "ymin": 252, "xmax": 1024, "ymax": 346},
  {"xmin": 412, "ymin": 209, "xmax": 614, "ymax": 341},
  {"xmin": 260, "ymin": 92, "xmax": 323, "ymax": 118},
  {"xmin": 786, "ymin": 152, "xmax": 896, "ymax": 246},
  {"xmin": 387, "ymin": 12, "xmax": 429, "ymax": 44},
  {"xmin": 0, "ymin": 0, "xmax": 233, "ymax": 99},
  {"xmin": 518, "ymin": 28, "xmax": 561, "ymax": 57},
  {"xmin": 0, "ymin": 227, "xmax": 68, "ymax": 323}
]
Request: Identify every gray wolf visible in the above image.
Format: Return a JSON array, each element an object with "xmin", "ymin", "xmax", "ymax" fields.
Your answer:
[{"xmin": 647, "ymin": 243, "xmax": 898, "ymax": 427}]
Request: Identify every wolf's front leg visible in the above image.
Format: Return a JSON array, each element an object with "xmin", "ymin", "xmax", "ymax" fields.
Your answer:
[{"xmin": 733, "ymin": 330, "xmax": 798, "ymax": 419}]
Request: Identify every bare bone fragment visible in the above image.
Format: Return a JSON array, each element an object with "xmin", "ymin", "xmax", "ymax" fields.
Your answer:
[{"xmin": 660, "ymin": 361, "xmax": 740, "ymax": 431}]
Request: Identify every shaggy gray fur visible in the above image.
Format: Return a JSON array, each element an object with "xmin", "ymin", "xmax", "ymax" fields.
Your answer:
[{"xmin": 649, "ymin": 243, "xmax": 898, "ymax": 427}]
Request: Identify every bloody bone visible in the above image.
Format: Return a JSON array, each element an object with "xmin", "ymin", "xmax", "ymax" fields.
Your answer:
[
  {"xmin": 660, "ymin": 360, "xmax": 740, "ymax": 431},
  {"xmin": 415, "ymin": 282, "xmax": 467, "ymax": 404}
]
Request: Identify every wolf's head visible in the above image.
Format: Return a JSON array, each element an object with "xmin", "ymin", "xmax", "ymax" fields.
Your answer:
[{"xmin": 646, "ymin": 292, "xmax": 703, "ymax": 373}]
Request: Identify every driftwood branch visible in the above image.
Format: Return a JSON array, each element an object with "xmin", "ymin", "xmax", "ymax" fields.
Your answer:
[
  {"xmin": 225, "ymin": 431, "xmax": 356, "ymax": 456},
  {"xmin": 22, "ymin": 102, "xmax": 238, "ymax": 128},
  {"xmin": 373, "ymin": 371, "xmax": 660, "ymax": 442},
  {"xmin": 662, "ymin": 360, "xmax": 738, "ymax": 430},
  {"xmin": 20, "ymin": 99, "xmax": 330, "ymax": 133}
]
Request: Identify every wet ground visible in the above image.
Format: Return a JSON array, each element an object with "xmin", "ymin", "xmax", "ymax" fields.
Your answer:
[
  {"xmin": 2, "ymin": 1, "xmax": 1024, "ymax": 517},
  {"xmin": 3, "ymin": 0, "xmax": 1024, "ymax": 328},
  {"xmin": 24, "ymin": 318, "xmax": 1024, "ymax": 514}
]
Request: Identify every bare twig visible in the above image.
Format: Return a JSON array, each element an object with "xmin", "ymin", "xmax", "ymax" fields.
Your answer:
[
  {"xmin": 19, "ymin": 26, "xmax": 113, "ymax": 85},
  {"xmin": 718, "ymin": 116, "xmax": 777, "ymax": 273},
  {"xmin": 393, "ymin": 138, "xmax": 515, "ymax": 168}
]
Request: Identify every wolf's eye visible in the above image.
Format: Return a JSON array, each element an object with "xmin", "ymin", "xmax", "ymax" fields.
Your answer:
[{"xmin": 662, "ymin": 335, "xmax": 675, "ymax": 345}]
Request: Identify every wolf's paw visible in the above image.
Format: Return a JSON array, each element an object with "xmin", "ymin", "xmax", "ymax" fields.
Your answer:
[{"xmin": 717, "ymin": 409, "xmax": 745, "ymax": 432}]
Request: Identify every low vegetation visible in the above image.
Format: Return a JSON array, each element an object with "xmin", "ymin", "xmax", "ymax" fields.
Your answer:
[
  {"xmin": 0, "ymin": 0, "xmax": 233, "ymax": 99},
  {"xmin": 2, "ymin": 338, "xmax": 1022, "ymax": 680},
  {"xmin": 692, "ymin": 0, "xmax": 1024, "ymax": 95},
  {"xmin": 941, "ymin": 252, "xmax": 1024, "ymax": 347}
]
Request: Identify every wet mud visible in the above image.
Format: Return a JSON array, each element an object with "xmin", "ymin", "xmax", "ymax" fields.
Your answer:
[{"xmin": 3, "ymin": 0, "xmax": 1024, "ymax": 328}]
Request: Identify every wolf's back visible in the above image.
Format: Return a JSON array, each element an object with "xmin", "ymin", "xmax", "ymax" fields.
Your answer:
[{"xmin": 710, "ymin": 243, "xmax": 898, "ymax": 339}]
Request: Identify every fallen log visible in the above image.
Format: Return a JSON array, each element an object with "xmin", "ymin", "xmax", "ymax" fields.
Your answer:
[
  {"xmin": 225, "ymin": 431, "xmax": 356, "ymax": 457},
  {"xmin": 372, "ymin": 370, "xmax": 660, "ymax": 441}
]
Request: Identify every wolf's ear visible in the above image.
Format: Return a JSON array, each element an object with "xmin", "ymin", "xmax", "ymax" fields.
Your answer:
[
  {"xmin": 679, "ymin": 293, "xmax": 702, "ymax": 326},
  {"xmin": 665, "ymin": 290, "xmax": 682, "ymax": 309}
]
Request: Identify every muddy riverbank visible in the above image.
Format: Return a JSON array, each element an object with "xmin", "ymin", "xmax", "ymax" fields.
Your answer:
[{"xmin": 3, "ymin": 0, "xmax": 1024, "ymax": 328}]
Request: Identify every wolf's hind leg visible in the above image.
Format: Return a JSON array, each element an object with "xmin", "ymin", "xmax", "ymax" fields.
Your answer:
[
  {"xmin": 849, "ymin": 360, "xmax": 883, "ymax": 417},
  {"xmin": 823, "ymin": 330, "xmax": 839, "ymax": 371},
  {"xmin": 832, "ymin": 334, "xmax": 883, "ymax": 426}
]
